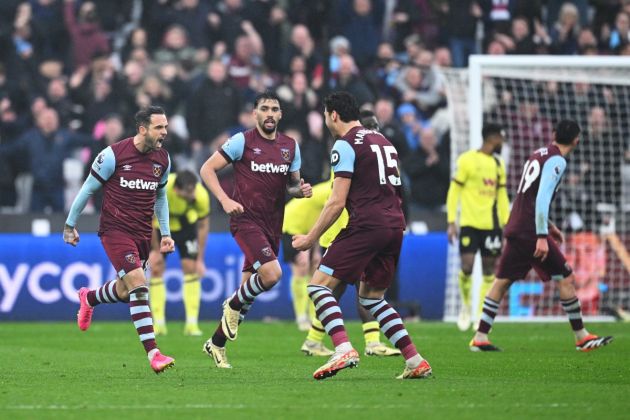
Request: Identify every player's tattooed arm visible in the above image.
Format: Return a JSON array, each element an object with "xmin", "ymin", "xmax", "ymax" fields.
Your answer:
[
  {"xmin": 286, "ymin": 171, "xmax": 312, "ymax": 198},
  {"xmin": 293, "ymin": 177, "xmax": 349, "ymax": 251}
]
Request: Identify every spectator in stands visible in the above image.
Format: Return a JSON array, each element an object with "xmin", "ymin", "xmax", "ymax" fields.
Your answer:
[
  {"xmin": 63, "ymin": 0, "xmax": 110, "ymax": 68},
  {"xmin": 365, "ymin": 41, "xmax": 401, "ymax": 97},
  {"xmin": 208, "ymin": 0, "xmax": 247, "ymax": 51},
  {"xmin": 401, "ymin": 125, "xmax": 450, "ymax": 212},
  {"xmin": 549, "ymin": 2, "xmax": 580, "ymax": 54},
  {"xmin": 276, "ymin": 72, "xmax": 318, "ymax": 135},
  {"xmin": 335, "ymin": 54, "xmax": 375, "ymax": 107},
  {"xmin": 0, "ymin": 107, "xmax": 92, "ymax": 212},
  {"xmin": 582, "ymin": 106, "xmax": 623, "ymax": 206},
  {"xmin": 577, "ymin": 27, "xmax": 599, "ymax": 54},
  {"xmin": 335, "ymin": 0, "xmax": 383, "ymax": 68},
  {"xmin": 509, "ymin": 16, "xmax": 537, "ymax": 54},
  {"xmin": 375, "ymin": 97, "xmax": 409, "ymax": 160},
  {"xmin": 443, "ymin": 0, "xmax": 481, "ymax": 67},
  {"xmin": 547, "ymin": 0, "xmax": 589, "ymax": 28},
  {"xmin": 153, "ymin": 25, "xmax": 197, "ymax": 68},
  {"xmin": 135, "ymin": 75, "xmax": 177, "ymax": 117},
  {"xmin": 30, "ymin": 0, "xmax": 68, "ymax": 62},
  {"xmin": 160, "ymin": 0, "xmax": 211, "ymax": 49},
  {"xmin": 479, "ymin": 0, "xmax": 513, "ymax": 36},
  {"xmin": 121, "ymin": 28, "xmax": 148, "ymax": 64},
  {"xmin": 386, "ymin": 0, "xmax": 423, "ymax": 52},
  {"xmin": 46, "ymin": 78, "xmax": 74, "ymax": 128},
  {"xmin": 0, "ymin": 96, "xmax": 29, "ymax": 208},
  {"xmin": 186, "ymin": 59, "xmax": 241, "ymax": 158},
  {"xmin": 608, "ymin": 11, "xmax": 630, "ymax": 52},
  {"xmin": 394, "ymin": 52, "xmax": 445, "ymax": 117},
  {"xmin": 228, "ymin": 29, "xmax": 264, "ymax": 95},
  {"xmin": 397, "ymin": 102, "xmax": 423, "ymax": 153},
  {"xmin": 434, "ymin": 46, "xmax": 453, "ymax": 68},
  {"xmin": 245, "ymin": 0, "xmax": 287, "ymax": 73},
  {"xmin": 282, "ymin": 24, "xmax": 322, "ymax": 79}
]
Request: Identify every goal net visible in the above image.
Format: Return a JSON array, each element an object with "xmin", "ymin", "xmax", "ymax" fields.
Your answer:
[{"xmin": 441, "ymin": 55, "xmax": 630, "ymax": 322}]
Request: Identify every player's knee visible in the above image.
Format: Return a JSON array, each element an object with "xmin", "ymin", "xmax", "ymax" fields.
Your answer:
[
  {"xmin": 259, "ymin": 267, "xmax": 282, "ymax": 287},
  {"xmin": 559, "ymin": 275, "xmax": 576, "ymax": 290}
]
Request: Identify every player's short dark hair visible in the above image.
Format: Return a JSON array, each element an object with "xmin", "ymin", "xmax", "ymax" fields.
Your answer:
[
  {"xmin": 554, "ymin": 119, "xmax": 581, "ymax": 144},
  {"xmin": 359, "ymin": 110, "xmax": 380, "ymax": 131},
  {"xmin": 254, "ymin": 91, "xmax": 281, "ymax": 108},
  {"xmin": 135, "ymin": 106, "xmax": 165, "ymax": 131},
  {"xmin": 324, "ymin": 91, "xmax": 360, "ymax": 122},
  {"xmin": 482, "ymin": 123, "xmax": 504, "ymax": 141},
  {"xmin": 174, "ymin": 169, "xmax": 198, "ymax": 190}
]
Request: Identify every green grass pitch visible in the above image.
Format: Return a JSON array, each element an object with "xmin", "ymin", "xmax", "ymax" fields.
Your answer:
[{"xmin": 0, "ymin": 321, "xmax": 628, "ymax": 419}]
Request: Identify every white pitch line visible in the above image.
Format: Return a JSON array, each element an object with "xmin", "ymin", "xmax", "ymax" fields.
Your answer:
[{"xmin": 4, "ymin": 402, "xmax": 573, "ymax": 410}]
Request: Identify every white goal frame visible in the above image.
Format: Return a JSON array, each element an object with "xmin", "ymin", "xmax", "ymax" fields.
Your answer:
[{"xmin": 443, "ymin": 55, "xmax": 630, "ymax": 323}]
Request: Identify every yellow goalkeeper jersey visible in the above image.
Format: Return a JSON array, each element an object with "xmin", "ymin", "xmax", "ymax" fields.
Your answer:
[
  {"xmin": 282, "ymin": 177, "xmax": 349, "ymax": 248},
  {"xmin": 446, "ymin": 150, "xmax": 510, "ymax": 230},
  {"xmin": 153, "ymin": 173, "xmax": 210, "ymax": 232}
]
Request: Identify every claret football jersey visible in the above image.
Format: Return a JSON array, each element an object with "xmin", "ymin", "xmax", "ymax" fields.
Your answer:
[
  {"xmin": 504, "ymin": 144, "xmax": 566, "ymax": 239},
  {"xmin": 331, "ymin": 126, "xmax": 405, "ymax": 230},
  {"xmin": 220, "ymin": 128, "xmax": 301, "ymax": 236},
  {"xmin": 90, "ymin": 137, "xmax": 170, "ymax": 240}
]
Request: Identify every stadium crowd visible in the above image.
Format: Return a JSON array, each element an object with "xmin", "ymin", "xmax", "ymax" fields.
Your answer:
[{"xmin": 1, "ymin": 0, "xmax": 629, "ymax": 222}]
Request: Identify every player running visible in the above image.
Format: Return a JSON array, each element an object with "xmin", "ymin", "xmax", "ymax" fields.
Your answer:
[
  {"xmin": 470, "ymin": 119, "xmax": 613, "ymax": 352},
  {"xmin": 64, "ymin": 106, "xmax": 176, "ymax": 373},
  {"xmin": 200, "ymin": 92, "xmax": 312, "ymax": 369}
]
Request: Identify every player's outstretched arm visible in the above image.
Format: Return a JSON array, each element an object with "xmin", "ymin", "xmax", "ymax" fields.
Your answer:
[
  {"xmin": 64, "ymin": 174, "xmax": 102, "ymax": 247},
  {"xmin": 200, "ymin": 151, "xmax": 244, "ymax": 216}
]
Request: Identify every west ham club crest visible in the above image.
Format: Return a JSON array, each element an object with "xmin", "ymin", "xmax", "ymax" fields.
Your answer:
[
  {"xmin": 153, "ymin": 164, "xmax": 163, "ymax": 177},
  {"xmin": 280, "ymin": 148, "xmax": 290, "ymax": 162}
]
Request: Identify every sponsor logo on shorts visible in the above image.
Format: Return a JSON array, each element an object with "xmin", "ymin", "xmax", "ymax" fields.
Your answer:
[
  {"xmin": 261, "ymin": 247, "xmax": 272, "ymax": 257},
  {"xmin": 153, "ymin": 164, "xmax": 163, "ymax": 177},
  {"xmin": 250, "ymin": 161, "xmax": 289, "ymax": 174},
  {"xmin": 125, "ymin": 254, "xmax": 136, "ymax": 264},
  {"xmin": 119, "ymin": 176, "xmax": 159, "ymax": 190},
  {"xmin": 280, "ymin": 148, "xmax": 290, "ymax": 162}
]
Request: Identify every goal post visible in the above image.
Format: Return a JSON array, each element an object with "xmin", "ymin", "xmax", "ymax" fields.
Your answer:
[{"xmin": 441, "ymin": 55, "xmax": 630, "ymax": 323}]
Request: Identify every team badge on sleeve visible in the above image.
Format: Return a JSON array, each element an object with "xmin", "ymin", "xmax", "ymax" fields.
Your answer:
[
  {"xmin": 153, "ymin": 164, "xmax": 163, "ymax": 177},
  {"xmin": 280, "ymin": 148, "xmax": 291, "ymax": 162}
]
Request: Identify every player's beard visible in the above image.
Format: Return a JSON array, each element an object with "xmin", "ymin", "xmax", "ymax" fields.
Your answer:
[
  {"xmin": 146, "ymin": 134, "xmax": 164, "ymax": 152},
  {"xmin": 494, "ymin": 144, "xmax": 503, "ymax": 154},
  {"xmin": 260, "ymin": 118, "xmax": 277, "ymax": 135}
]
